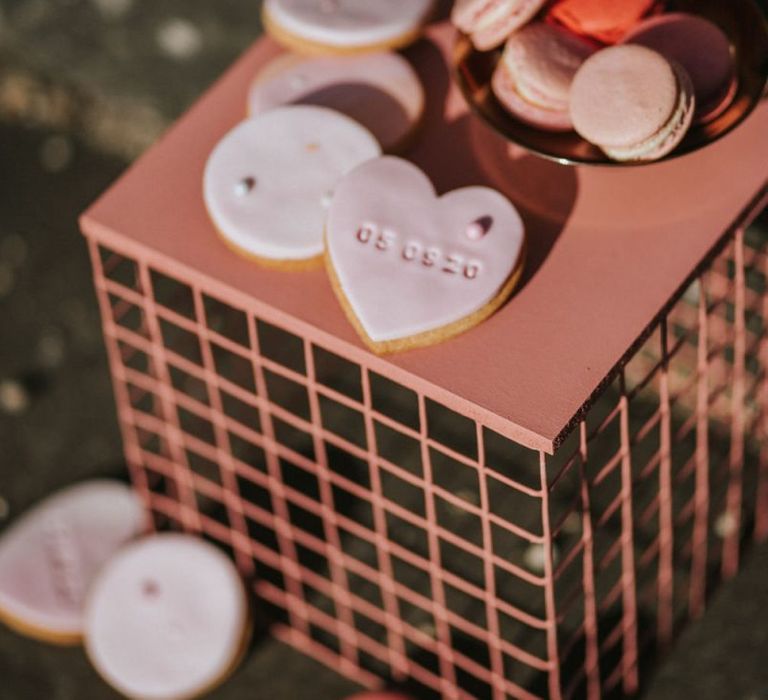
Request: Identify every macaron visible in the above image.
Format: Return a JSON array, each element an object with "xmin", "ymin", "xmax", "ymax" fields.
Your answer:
[
  {"xmin": 624, "ymin": 13, "xmax": 737, "ymax": 124},
  {"xmin": 491, "ymin": 23, "xmax": 596, "ymax": 131},
  {"xmin": 546, "ymin": 0, "xmax": 661, "ymax": 45},
  {"xmin": 248, "ymin": 52, "xmax": 425, "ymax": 153},
  {"xmin": 452, "ymin": 0, "xmax": 549, "ymax": 51},
  {"xmin": 84, "ymin": 534, "xmax": 250, "ymax": 700},
  {"xmin": 262, "ymin": 0, "xmax": 435, "ymax": 55},
  {"xmin": 570, "ymin": 45, "xmax": 695, "ymax": 162}
]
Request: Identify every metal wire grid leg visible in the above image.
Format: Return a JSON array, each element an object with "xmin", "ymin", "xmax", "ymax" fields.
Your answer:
[{"xmin": 85, "ymin": 201, "xmax": 768, "ymax": 699}]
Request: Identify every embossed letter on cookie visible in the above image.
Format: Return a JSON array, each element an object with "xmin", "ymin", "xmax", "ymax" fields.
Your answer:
[{"xmin": 326, "ymin": 157, "xmax": 526, "ymax": 354}]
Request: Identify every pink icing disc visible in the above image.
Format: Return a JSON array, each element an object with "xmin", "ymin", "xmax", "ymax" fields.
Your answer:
[
  {"xmin": 326, "ymin": 156, "xmax": 525, "ymax": 347},
  {"xmin": 84, "ymin": 534, "xmax": 249, "ymax": 700},
  {"xmin": 204, "ymin": 105, "xmax": 380, "ymax": 262},
  {"xmin": 248, "ymin": 52, "xmax": 424, "ymax": 153},
  {"xmin": 0, "ymin": 480, "xmax": 145, "ymax": 641}
]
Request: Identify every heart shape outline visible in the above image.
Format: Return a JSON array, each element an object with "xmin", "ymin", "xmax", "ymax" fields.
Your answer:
[{"xmin": 325, "ymin": 157, "xmax": 526, "ymax": 354}]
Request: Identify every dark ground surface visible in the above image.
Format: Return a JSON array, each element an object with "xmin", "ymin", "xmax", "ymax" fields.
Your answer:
[{"xmin": 1, "ymin": 1, "xmax": 768, "ymax": 698}]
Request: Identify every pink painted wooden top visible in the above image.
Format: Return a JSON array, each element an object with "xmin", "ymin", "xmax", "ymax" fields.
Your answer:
[{"xmin": 81, "ymin": 21, "xmax": 768, "ymax": 453}]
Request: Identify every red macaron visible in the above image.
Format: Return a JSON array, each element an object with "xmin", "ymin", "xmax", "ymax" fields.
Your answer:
[{"xmin": 546, "ymin": 0, "xmax": 662, "ymax": 44}]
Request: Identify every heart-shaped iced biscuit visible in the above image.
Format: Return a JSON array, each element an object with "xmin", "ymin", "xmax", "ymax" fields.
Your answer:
[
  {"xmin": 204, "ymin": 105, "xmax": 380, "ymax": 268},
  {"xmin": 326, "ymin": 157, "xmax": 526, "ymax": 353},
  {"xmin": 0, "ymin": 480, "xmax": 145, "ymax": 644}
]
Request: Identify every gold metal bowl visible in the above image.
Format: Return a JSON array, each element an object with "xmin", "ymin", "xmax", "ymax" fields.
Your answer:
[{"xmin": 453, "ymin": 0, "xmax": 768, "ymax": 166}]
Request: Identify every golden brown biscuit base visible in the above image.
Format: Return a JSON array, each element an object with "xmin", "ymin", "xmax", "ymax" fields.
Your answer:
[
  {"xmin": 209, "ymin": 211, "xmax": 325, "ymax": 271},
  {"xmin": 179, "ymin": 613, "xmax": 253, "ymax": 700},
  {"xmin": 325, "ymin": 235, "xmax": 527, "ymax": 354},
  {"xmin": 262, "ymin": 5, "xmax": 430, "ymax": 57},
  {"xmin": 0, "ymin": 603, "xmax": 82, "ymax": 646}
]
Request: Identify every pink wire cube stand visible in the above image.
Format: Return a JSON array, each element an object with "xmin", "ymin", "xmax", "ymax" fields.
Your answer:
[{"xmin": 80, "ymin": 22, "xmax": 768, "ymax": 700}]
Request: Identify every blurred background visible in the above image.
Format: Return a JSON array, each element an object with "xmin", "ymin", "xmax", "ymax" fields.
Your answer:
[{"xmin": 1, "ymin": 1, "xmax": 768, "ymax": 698}]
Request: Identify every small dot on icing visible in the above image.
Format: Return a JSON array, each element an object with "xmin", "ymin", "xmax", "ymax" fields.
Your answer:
[
  {"xmin": 142, "ymin": 579, "xmax": 161, "ymax": 598},
  {"xmin": 306, "ymin": 143, "xmax": 320, "ymax": 153},
  {"xmin": 321, "ymin": 191, "xmax": 333, "ymax": 208},
  {"xmin": 235, "ymin": 176, "xmax": 256, "ymax": 196},
  {"xmin": 466, "ymin": 216, "xmax": 493, "ymax": 240}
]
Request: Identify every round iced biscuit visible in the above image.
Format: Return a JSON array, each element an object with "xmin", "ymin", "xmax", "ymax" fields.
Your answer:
[
  {"xmin": 0, "ymin": 480, "xmax": 145, "ymax": 645},
  {"xmin": 325, "ymin": 157, "xmax": 526, "ymax": 354},
  {"xmin": 570, "ymin": 45, "xmax": 681, "ymax": 150},
  {"xmin": 624, "ymin": 12, "xmax": 737, "ymax": 124},
  {"xmin": 84, "ymin": 534, "xmax": 250, "ymax": 700},
  {"xmin": 204, "ymin": 106, "xmax": 380, "ymax": 267},
  {"xmin": 248, "ymin": 52, "xmax": 424, "ymax": 153},
  {"xmin": 263, "ymin": 0, "xmax": 435, "ymax": 55}
]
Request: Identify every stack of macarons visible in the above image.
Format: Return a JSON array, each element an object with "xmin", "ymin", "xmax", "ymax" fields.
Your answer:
[{"xmin": 452, "ymin": 0, "xmax": 739, "ymax": 162}]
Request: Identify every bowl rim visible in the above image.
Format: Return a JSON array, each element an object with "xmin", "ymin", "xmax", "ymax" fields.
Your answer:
[{"xmin": 452, "ymin": 0, "xmax": 768, "ymax": 167}]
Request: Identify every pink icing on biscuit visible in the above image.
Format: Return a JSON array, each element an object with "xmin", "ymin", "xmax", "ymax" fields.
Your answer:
[
  {"xmin": 326, "ymin": 157, "xmax": 525, "ymax": 352},
  {"xmin": 84, "ymin": 534, "xmax": 249, "ymax": 700},
  {"xmin": 0, "ymin": 480, "xmax": 145, "ymax": 643},
  {"xmin": 248, "ymin": 52, "xmax": 424, "ymax": 152},
  {"xmin": 204, "ymin": 105, "xmax": 380, "ymax": 263},
  {"xmin": 264, "ymin": 0, "xmax": 434, "ymax": 50}
]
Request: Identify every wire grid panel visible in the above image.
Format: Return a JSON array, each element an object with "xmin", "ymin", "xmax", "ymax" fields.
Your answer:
[
  {"xmin": 84, "ymin": 208, "xmax": 768, "ymax": 700},
  {"xmin": 545, "ymin": 217, "xmax": 768, "ymax": 700}
]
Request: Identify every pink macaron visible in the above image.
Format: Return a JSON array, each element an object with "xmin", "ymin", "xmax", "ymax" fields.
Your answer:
[
  {"xmin": 624, "ymin": 12, "xmax": 737, "ymax": 124},
  {"xmin": 452, "ymin": 0, "xmax": 549, "ymax": 50},
  {"xmin": 492, "ymin": 22, "xmax": 596, "ymax": 131},
  {"xmin": 570, "ymin": 44, "xmax": 696, "ymax": 162}
]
